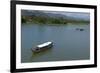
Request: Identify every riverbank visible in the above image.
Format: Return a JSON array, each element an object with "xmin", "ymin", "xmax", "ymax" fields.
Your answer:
[
  {"xmin": 21, "ymin": 16, "xmax": 90, "ymax": 25},
  {"xmin": 22, "ymin": 22, "xmax": 89, "ymax": 26}
]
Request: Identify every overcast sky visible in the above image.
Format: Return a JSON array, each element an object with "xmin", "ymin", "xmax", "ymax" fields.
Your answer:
[
  {"xmin": 44, "ymin": 11, "xmax": 90, "ymax": 20},
  {"xmin": 23, "ymin": 10, "xmax": 90, "ymax": 20}
]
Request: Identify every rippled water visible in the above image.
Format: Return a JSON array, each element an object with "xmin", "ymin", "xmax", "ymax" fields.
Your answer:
[{"xmin": 21, "ymin": 23, "xmax": 90, "ymax": 63}]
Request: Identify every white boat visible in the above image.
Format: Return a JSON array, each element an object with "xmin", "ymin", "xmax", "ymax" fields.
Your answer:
[{"xmin": 32, "ymin": 42, "xmax": 53, "ymax": 53}]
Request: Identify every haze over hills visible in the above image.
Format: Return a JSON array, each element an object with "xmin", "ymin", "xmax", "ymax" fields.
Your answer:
[{"xmin": 21, "ymin": 10, "xmax": 90, "ymax": 24}]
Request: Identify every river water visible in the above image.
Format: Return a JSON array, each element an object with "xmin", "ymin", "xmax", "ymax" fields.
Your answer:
[{"xmin": 21, "ymin": 23, "xmax": 90, "ymax": 63}]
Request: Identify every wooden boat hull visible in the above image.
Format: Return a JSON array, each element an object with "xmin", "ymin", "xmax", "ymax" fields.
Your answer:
[{"xmin": 32, "ymin": 42, "xmax": 53, "ymax": 53}]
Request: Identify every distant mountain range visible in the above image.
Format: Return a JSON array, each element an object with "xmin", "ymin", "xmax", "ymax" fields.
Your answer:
[{"xmin": 21, "ymin": 10, "xmax": 90, "ymax": 24}]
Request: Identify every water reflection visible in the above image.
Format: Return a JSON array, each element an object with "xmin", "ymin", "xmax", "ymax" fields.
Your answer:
[{"xmin": 30, "ymin": 48, "xmax": 53, "ymax": 61}]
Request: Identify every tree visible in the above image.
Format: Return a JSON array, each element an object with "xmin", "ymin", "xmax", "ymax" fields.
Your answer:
[{"xmin": 21, "ymin": 16, "xmax": 26, "ymax": 23}]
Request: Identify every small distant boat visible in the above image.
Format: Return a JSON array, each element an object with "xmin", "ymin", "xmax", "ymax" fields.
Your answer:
[
  {"xmin": 80, "ymin": 29, "xmax": 84, "ymax": 31},
  {"xmin": 76, "ymin": 28, "xmax": 84, "ymax": 31},
  {"xmin": 32, "ymin": 42, "xmax": 53, "ymax": 53}
]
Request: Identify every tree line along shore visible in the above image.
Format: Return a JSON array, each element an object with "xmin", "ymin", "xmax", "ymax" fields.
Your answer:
[{"xmin": 22, "ymin": 16, "xmax": 90, "ymax": 25}]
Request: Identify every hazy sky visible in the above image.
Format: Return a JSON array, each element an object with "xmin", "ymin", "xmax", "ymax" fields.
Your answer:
[
  {"xmin": 44, "ymin": 11, "xmax": 90, "ymax": 20},
  {"xmin": 23, "ymin": 10, "xmax": 90, "ymax": 20}
]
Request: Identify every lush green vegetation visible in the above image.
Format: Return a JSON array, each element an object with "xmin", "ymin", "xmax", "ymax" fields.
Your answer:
[{"xmin": 21, "ymin": 16, "xmax": 89, "ymax": 25}]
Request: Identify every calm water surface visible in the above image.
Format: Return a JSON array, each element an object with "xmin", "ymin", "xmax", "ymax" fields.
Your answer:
[{"xmin": 21, "ymin": 23, "xmax": 90, "ymax": 63}]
